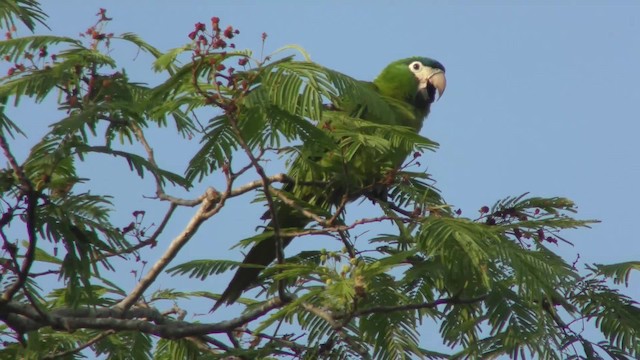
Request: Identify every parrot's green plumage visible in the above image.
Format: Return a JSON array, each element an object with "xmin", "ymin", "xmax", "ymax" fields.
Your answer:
[{"xmin": 212, "ymin": 56, "xmax": 446, "ymax": 311}]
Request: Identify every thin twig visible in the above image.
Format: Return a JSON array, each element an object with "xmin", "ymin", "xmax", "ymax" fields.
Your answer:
[
  {"xmin": 130, "ymin": 122, "xmax": 165, "ymax": 197},
  {"xmin": 270, "ymin": 187, "xmax": 325, "ymax": 224},
  {"xmin": 97, "ymin": 204, "xmax": 177, "ymax": 261},
  {"xmin": 325, "ymin": 194, "xmax": 349, "ymax": 226}
]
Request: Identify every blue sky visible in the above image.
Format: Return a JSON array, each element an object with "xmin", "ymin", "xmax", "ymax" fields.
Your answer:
[{"xmin": 4, "ymin": 0, "xmax": 640, "ymax": 353}]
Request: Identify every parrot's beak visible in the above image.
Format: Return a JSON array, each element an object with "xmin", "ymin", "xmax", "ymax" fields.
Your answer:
[
  {"xmin": 417, "ymin": 68, "xmax": 447, "ymax": 105},
  {"xmin": 428, "ymin": 70, "xmax": 446, "ymax": 100}
]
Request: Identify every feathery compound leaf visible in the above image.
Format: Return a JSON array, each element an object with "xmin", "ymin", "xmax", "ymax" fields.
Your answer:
[
  {"xmin": 0, "ymin": 102, "xmax": 26, "ymax": 138},
  {"xmin": 0, "ymin": 35, "xmax": 77, "ymax": 63},
  {"xmin": 78, "ymin": 145, "xmax": 190, "ymax": 188},
  {"xmin": 166, "ymin": 259, "xmax": 241, "ymax": 280},
  {"xmin": 418, "ymin": 217, "xmax": 499, "ymax": 289},
  {"xmin": 0, "ymin": 43, "xmax": 115, "ymax": 104},
  {"xmin": 592, "ymin": 261, "xmax": 640, "ymax": 286},
  {"xmin": 118, "ymin": 32, "xmax": 165, "ymax": 60},
  {"xmin": 573, "ymin": 283, "xmax": 640, "ymax": 358},
  {"xmin": 0, "ymin": 0, "xmax": 48, "ymax": 31},
  {"xmin": 94, "ymin": 331, "xmax": 153, "ymax": 360},
  {"xmin": 185, "ymin": 114, "xmax": 237, "ymax": 182}
]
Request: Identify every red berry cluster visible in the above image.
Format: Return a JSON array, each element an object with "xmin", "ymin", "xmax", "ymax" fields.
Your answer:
[
  {"xmin": 2, "ymin": 22, "xmax": 57, "ymax": 76},
  {"xmin": 478, "ymin": 205, "xmax": 559, "ymax": 245},
  {"xmin": 79, "ymin": 8, "xmax": 114, "ymax": 50},
  {"xmin": 5, "ymin": 24, "xmax": 16, "ymax": 40},
  {"xmin": 187, "ymin": 17, "xmax": 260, "ymax": 110},
  {"xmin": 188, "ymin": 17, "xmax": 240, "ymax": 53},
  {"xmin": 3, "ymin": 45, "xmax": 57, "ymax": 76}
]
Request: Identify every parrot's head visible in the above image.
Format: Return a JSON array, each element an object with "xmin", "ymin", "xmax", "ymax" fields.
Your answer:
[{"xmin": 373, "ymin": 57, "xmax": 446, "ymax": 118}]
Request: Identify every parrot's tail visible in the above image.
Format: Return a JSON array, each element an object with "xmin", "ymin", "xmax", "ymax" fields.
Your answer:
[{"xmin": 211, "ymin": 206, "xmax": 309, "ymax": 312}]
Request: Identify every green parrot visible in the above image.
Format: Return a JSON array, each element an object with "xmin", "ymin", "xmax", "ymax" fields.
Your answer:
[{"xmin": 212, "ymin": 57, "xmax": 446, "ymax": 311}]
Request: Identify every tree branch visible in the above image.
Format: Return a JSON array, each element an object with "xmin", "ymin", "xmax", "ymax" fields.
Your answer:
[
  {"xmin": 115, "ymin": 188, "xmax": 221, "ymax": 311},
  {"xmin": 349, "ymin": 295, "xmax": 488, "ymax": 317},
  {"xmin": 1, "ymin": 297, "xmax": 285, "ymax": 338},
  {"xmin": 302, "ymin": 303, "xmax": 370, "ymax": 359},
  {"xmin": 0, "ymin": 132, "xmax": 40, "ymax": 308}
]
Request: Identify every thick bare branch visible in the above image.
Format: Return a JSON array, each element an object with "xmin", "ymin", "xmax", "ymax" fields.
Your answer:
[
  {"xmin": 115, "ymin": 188, "xmax": 220, "ymax": 311},
  {"xmin": 0, "ymin": 297, "xmax": 284, "ymax": 338}
]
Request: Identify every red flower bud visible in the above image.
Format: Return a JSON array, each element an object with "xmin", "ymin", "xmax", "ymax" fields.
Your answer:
[
  {"xmin": 224, "ymin": 26, "xmax": 234, "ymax": 38},
  {"xmin": 212, "ymin": 38, "xmax": 227, "ymax": 49},
  {"xmin": 513, "ymin": 228, "xmax": 522, "ymax": 240},
  {"xmin": 211, "ymin": 17, "xmax": 220, "ymax": 31}
]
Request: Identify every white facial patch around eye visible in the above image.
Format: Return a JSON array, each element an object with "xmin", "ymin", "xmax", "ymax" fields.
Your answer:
[
  {"xmin": 409, "ymin": 61, "xmax": 435, "ymax": 89},
  {"xmin": 408, "ymin": 61, "xmax": 423, "ymax": 73}
]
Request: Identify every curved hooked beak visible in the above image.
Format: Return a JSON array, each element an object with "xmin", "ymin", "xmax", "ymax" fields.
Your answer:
[{"xmin": 428, "ymin": 70, "xmax": 446, "ymax": 101}]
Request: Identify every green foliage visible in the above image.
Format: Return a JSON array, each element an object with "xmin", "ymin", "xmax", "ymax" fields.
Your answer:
[
  {"xmin": 166, "ymin": 259, "xmax": 241, "ymax": 281},
  {"xmin": 155, "ymin": 338, "xmax": 208, "ymax": 360},
  {"xmin": 0, "ymin": 6, "xmax": 637, "ymax": 360},
  {"xmin": 0, "ymin": 0, "xmax": 47, "ymax": 32},
  {"xmin": 592, "ymin": 261, "xmax": 640, "ymax": 287},
  {"xmin": 94, "ymin": 331, "xmax": 153, "ymax": 360}
]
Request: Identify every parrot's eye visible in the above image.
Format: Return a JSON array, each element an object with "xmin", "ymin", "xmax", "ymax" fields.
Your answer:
[{"xmin": 409, "ymin": 61, "xmax": 422, "ymax": 72}]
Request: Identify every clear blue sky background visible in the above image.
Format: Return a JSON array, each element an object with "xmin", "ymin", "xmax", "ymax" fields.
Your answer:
[{"xmin": 4, "ymin": 0, "xmax": 640, "ymax": 353}]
